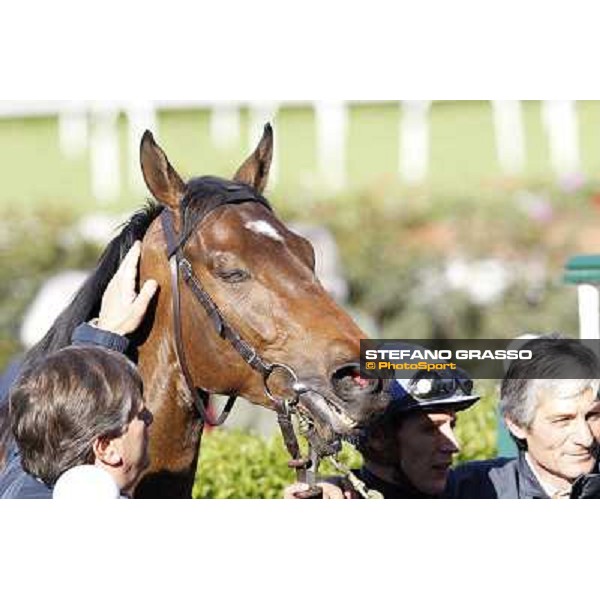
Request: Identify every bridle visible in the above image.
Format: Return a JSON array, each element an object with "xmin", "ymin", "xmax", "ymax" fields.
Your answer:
[
  {"xmin": 158, "ymin": 178, "xmax": 380, "ymax": 498},
  {"xmin": 159, "ymin": 180, "xmax": 326, "ymax": 494}
]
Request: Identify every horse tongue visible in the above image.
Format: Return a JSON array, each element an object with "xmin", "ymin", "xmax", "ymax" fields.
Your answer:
[{"xmin": 352, "ymin": 374, "xmax": 371, "ymax": 389}]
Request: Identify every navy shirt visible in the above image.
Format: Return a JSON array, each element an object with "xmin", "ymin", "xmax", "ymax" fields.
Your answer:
[
  {"xmin": 353, "ymin": 467, "xmax": 436, "ymax": 499},
  {"xmin": 0, "ymin": 324, "xmax": 129, "ymax": 499}
]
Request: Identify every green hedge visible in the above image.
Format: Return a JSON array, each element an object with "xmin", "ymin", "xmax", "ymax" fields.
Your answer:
[{"xmin": 192, "ymin": 429, "xmax": 364, "ymax": 499}]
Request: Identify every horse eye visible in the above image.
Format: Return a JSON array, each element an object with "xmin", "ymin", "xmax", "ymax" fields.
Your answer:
[{"xmin": 217, "ymin": 268, "xmax": 250, "ymax": 283}]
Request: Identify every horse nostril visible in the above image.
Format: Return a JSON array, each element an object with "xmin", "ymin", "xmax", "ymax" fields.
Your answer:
[{"xmin": 331, "ymin": 363, "xmax": 380, "ymax": 401}]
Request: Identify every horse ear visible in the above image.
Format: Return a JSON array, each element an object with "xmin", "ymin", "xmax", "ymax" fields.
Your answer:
[
  {"xmin": 233, "ymin": 123, "xmax": 273, "ymax": 194},
  {"xmin": 140, "ymin": 131, "xmax": 186, "ymax": 209}
]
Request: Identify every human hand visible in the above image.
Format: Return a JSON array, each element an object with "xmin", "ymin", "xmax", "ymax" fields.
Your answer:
[
  {"xmin": 283, "ymin": 481, "xmax": 348, "ymax": 499},
  {"xmin": 97, "ymin": 241, "xmax": 158, "ymax": 336}
]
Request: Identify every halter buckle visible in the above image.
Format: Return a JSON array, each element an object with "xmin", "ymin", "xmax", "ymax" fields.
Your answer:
[{"xmin": 179, "ymin": 258, "xmax": 193, "ymax": 281}]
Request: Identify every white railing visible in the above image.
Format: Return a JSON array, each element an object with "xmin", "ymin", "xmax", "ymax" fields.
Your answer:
[{"xmin": 0, "ymin": 101, "xmax": 586, "ymax": 201}]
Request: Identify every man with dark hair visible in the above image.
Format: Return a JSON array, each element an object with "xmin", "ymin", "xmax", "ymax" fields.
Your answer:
[
  {"xmin": 10, "ymin": 346, "xmax": 152, "ymax": 497},
  {"xmin": 448, "ymin": 337, "xmax": 600, "ymax": 498},
  {"xmin": 286, "ymin": 357, "xmax": 481, "ymax": 499},
  {"xmin": 347, "ymin": 367, "xmax": 480, "ymax": 498},
  {"xmin": 0, "ymin": 241, "xmax": 157, "ymax": 499}
]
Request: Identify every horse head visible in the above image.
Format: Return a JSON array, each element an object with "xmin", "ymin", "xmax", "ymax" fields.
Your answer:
[{"xmin": 135, "ymin": 126, "xmax": 388, "ymax": 494}]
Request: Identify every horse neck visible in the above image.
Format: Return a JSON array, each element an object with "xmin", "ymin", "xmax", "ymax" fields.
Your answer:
[
  {"xmin": 137, "ymin": 315, "xmax": 202, "ymax": 445},
  {"xmin": 134, "ymin": 299, "xmax": 207, "ymax": 499}
]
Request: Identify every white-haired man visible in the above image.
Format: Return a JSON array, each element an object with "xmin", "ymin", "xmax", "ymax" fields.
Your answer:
[{"xmin": 448, "ymin": 337, "xmax": 600, "ymax": 499}]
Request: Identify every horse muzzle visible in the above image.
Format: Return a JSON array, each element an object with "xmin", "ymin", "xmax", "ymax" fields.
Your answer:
[{"xmin": 293, "ymin": 362, "xmax": 389, "ymax": 443}]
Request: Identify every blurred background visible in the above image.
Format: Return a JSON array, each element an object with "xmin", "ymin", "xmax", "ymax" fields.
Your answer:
[{"xmin": 3, "ymin": 99, "xmax": 600, "ymax": 495}]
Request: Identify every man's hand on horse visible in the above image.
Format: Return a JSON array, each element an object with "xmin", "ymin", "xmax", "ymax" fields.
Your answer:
[{"xmin": 97, "ymin": 241, "xmax": 158, "ymax": 336}]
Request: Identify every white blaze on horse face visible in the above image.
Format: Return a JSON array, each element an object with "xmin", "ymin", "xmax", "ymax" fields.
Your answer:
[{"xmin": 245, "ymin": 220, "xmax": 284, "ymax": 242}]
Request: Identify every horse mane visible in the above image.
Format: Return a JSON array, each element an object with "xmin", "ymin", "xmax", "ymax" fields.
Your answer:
[
  {"xmin": 0, "ymin": 200, "xmax": 162, "ymax": 469},
  {"xmin": 23, "ymin": 201, "xmax": 163, "ymax": 368}
]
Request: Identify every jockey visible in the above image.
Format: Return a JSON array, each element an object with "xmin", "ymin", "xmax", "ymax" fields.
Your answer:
[
  {"xmin": 350, "ymin": 359, "xmax": 480, "ymax": 498},
  {"xmin": 286, "ymin": 345, "xmax": 480, "ymax": 499}
]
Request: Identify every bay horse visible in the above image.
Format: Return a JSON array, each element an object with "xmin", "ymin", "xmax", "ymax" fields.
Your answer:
[{"xmin": 1, "ymin": 125, "xmax": 388, "ymax": 498}]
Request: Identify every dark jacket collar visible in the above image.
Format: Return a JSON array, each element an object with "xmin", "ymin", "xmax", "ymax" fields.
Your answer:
[
  {"xmin": 514, "ymin": 452, "xmax": 549, "ymax": 499},
  {"xmin": 515, "ymin": 452, "xmax": 600, "ymax": 498},
  {"xmin": 358, "ymin": 467, "xmax": 436, "ymax": 499}
]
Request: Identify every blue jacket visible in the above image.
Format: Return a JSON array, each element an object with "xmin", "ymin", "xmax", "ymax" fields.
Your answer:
[
  {"xmin": 446, "ymin": 452, "xmax": 600, "ymax": 499},
  {"xmin": 0, "ymin": 324, "xmax": 129, "ymax": 499},
  {"xmin": 352, "ymin": 467, "xmax": 436, "ymax": 499},
  {"xmin": 445, "ymin": 453, "xmax": 547, "ymax": 499}
]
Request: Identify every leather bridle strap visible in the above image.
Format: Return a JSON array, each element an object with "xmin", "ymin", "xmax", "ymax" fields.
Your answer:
[
  {"xmin": 176, "ymin": 256, "xmax": 272, "ymax": 377},
  {"xmin": 162, "ymin": 209, "xmax": 237, "ymax": 426},
  {"xmin": 158, "ymin": 198, "xmax": 325, "ymax": 496},
  {"xmin": 161, "ymin": 208, "xmax": 284, "ymax": 426},
  {"xmin": 168, "ymin": 252, "xmax": 237, "ymax": 426}
]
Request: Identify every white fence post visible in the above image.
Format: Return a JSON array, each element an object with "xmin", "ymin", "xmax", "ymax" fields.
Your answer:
[
  {"xmin": 542, "ymin": 100, "xmax": 581, "ymax": 178},
  {"xmin": 399, "ymin": 100, "xmax": 431, "ymax": 184},
  {"xmin": 491, "ymin": 100, "xmax": 525, "ymax": 176},
  {"xmin": 126, "ymin": 103, "xmax": 157, "ymax": 194},
  {"xmin": 209, "ymin": 103, "xmax": 241, "ymax": 150},
  {"xmin": 58, "ymin": 103, "xmax": 88, "ymax": 159},
  {"xmin": 564, "ymin": 257, "xmax": 600, "ymax": 355},
  {"xmin": 578, "ymin": 284, "xmax": 600, "ymax": 339},
  {"xmin": 315, "ymin": 101, "xmax": 347, "ymax": 191},
  {"xmin": 90, "ymin": 105, "xmax": 120, "ymax": 203}
]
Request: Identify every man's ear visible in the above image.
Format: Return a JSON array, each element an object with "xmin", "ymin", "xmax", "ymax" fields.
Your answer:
[
  {"xmin": 93, "ymin": 437, "xmax": 122, "ymax": 467},
  {"xmin": 504, "ymin": 417, "xmax": 527, "ymax": 441}
]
